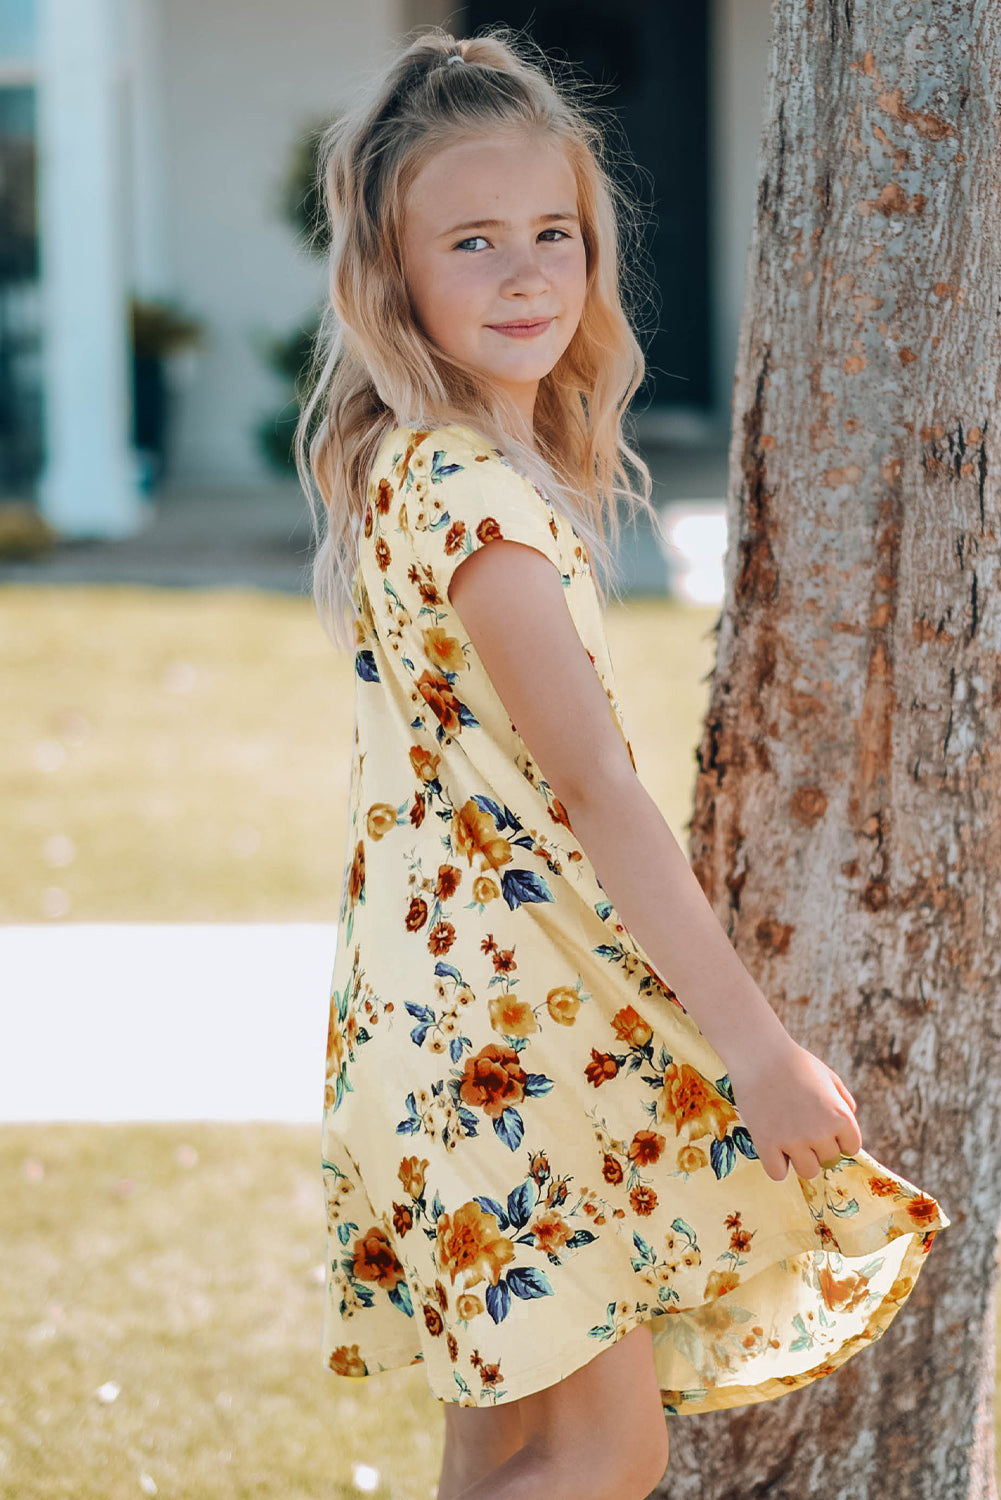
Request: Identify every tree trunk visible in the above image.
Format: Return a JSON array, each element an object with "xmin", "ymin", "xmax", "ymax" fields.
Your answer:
[{"xmin": 657, "ymin": 2, "xmax": 1001, "ymax": 1496}]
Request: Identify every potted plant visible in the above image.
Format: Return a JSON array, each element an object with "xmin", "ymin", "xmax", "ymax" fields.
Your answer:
[{"xmin": 129, "ymin": 296, "xmax": 205, "ymax": 491}]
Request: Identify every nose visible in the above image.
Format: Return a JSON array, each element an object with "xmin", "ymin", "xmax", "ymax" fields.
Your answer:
[{"xmin": 499, "ymin": 241, "xmax": 550, "ymax": 298}]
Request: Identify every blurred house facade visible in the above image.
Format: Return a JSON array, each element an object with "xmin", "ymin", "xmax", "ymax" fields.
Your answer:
[{"xmin": 0, "ymin": 0, "xmax": 771, "ymax": 542}]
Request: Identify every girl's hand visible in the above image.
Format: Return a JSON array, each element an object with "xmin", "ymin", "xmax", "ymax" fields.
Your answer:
[{"xmin": 726, "ymin": 1035, "xmax": 864, "ymax": 1182}]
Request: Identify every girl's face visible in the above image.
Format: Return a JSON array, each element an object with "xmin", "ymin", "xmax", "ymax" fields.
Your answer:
[{"xmin": 400, "ymin": 129, "xmax": 588, "ymax": 428}]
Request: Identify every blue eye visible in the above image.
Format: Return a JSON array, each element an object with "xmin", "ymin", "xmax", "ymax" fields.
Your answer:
[{"xmin": 455, "ymin": 236, "xmax": 490, "ymax": 252}]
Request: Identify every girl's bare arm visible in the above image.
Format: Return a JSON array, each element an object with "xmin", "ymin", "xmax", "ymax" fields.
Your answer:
[{"xmin": 449, "ymin": 540, "xmax": 863, "ymax": 1180}]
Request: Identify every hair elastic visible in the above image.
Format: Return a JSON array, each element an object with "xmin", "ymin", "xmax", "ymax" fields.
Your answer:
[{"xmin": 445, "ymin": 54, "xmax": 465, "ymax": 65}]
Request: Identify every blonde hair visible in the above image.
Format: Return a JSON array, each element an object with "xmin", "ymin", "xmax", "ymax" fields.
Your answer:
[{"xmin": 294, "ymin": 25, "xmax": 658, "ymax": 650}]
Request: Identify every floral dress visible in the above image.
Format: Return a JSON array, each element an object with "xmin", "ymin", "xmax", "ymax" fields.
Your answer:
[{"xmin": 319, "ymin": 421, "xmax": 950, "ymax": 1412}]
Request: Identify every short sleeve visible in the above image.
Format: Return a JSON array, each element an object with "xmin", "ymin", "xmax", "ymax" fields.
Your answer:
[{"xmin": 404, "ymin": 426, "xmax": 567, "ymax": 603}]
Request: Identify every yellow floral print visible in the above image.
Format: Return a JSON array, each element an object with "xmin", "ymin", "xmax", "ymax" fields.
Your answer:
[{"xmin": 320, "ymin": 423, "xmax": 950, "ymax": 1411}]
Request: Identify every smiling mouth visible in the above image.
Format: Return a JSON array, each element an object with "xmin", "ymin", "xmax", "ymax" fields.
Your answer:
[{"xmin": 487, "ymin": 318, "xmax": 555, "ymax": 338}]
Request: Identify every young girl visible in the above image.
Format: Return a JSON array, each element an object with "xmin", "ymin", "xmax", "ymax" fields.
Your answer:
[{"xmin": 296, "ymin": 28, "xmax": 950, "ymax": 1500}]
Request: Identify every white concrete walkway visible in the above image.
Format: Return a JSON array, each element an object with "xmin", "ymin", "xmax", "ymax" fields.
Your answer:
[{"xmin": 1, "ymin": 923, "xmax": 338, "ymax": 1122}]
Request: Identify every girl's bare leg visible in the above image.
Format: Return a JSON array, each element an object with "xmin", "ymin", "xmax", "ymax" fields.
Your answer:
[
  {"xmin": 436, "ymin": 1400, "xmax": 526, "ymax": 1499},
  {"xmin": 436, "ymin": 1322, "xmax": 670, "ymax": 1500}
]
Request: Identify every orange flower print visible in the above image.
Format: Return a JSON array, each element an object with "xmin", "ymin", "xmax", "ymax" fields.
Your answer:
[
  {"xmin": 409, "ymin": 794, "xmax": 426, "ymax": 828},
  {"xmin": 729, "ymin": 1224, "xmax": 754, "ymax": 1254},
  {"xmin": 677, "ymin": 1144, "xmax": 709, "ymax": 1173},
  {"xmin": 531, "ymin": 1209, "xmax": 573, "ymax": 1255},
  {"xmin": 363, "ymin": 504, "xmax": 373, "ymax": 539},
  {"xmin": 446, "ymin": 1332, "xmax": 459, "ymax": 1362},
  {"xmin": 546, "ymin": 986, "xmax": 580, "ymax": 1026},
  {"xmin": 409, "ymin": 745, "xmax": 442, "ymax": 783},
  {"xmin": 602, "ymin": 1153, "xmax": 624, "ymax": 1185},
  {"xmin": 416, "ymin": 669, "xmax": 462, "ymax": 733},
  {"xmin": 453, "ymin": 800, "xmax": 513, "ymax": 870},
  {"xmin": 428, "ymin": 921, "xmax": 457, "ymax": 955},
  {"xmin": 867, "ymin": 1174, "xmax": 898, "ymax": 1197},
  {"xmin": 326, "ymin": 1007, "xmax": 346, "ymax": 1082},
  {"xmin": 818, "ymin": 1265, "xmax": 870, "ymax": 1314},
  {"xmin": 405, "ymin": 896, "xmax": 429, "ymax": 931},
  {"xmin": 366, "ymin": 802, "xmax": 397, "ymax": 840},
  {"xmin": 435, "ymin": 864, "xmax": 462, "ymax": 900},
  {"xmin": 456, "ymin": 1292, "xmax": 484, "ymax": 1321},
  {"xmin": 548, "ymin": 795, "xmax": 573, "ymax": 832},
  {"xmin": 491, "ymin": 947, "xmax": 517, "ymax": 975},
  {"xmin": 398, "ymin": 1155, "xmax": 430, "ymax": 1198},
  {"xmin": 374, "ymin": 537, "xmax": 391, "ymax": 572},
  {"xmin": 475, "ymin": 517, "xmax": 503, "ymax": 544},
  {"xmin": 585, "ymin": 1048, "xmax": 619, "ymax": 1088},
  {"xmin": 906, "ymin": 1193, "xmax": 940, "ymax": 1228},
  {"xmin": 704, "ymin": 1269, "xmax": 741, "ymax": 1300},
  {"xmin": 627, "ymin": 1130, "xmax": 666, "ymax": 1166},
  {"xmin": 488, "ymin": 992, "xmax": 539, "ymax": 1038},
  {"xmin": 472, "ymin": 874, "xmax": 500, "ymax": 903},
  {"xmin": 351, "ymin": 1226, "xmax": 406, "ymax": 1290},
  {"xmin": 611, "ymin": 1005, "xmax": 653, "ymax": 1049},
  {"xmin": 347, "ymin": 842, "xmax": 365, "ymax": 907},
  {"xmin": 436, "ymin": 1200, "xmax": 516, "ymax": 1289},
  {"xmin": 376, "ymin": 476, "xmax": 394, "ymax": 513},
  {"xmin": 629, "ymin": 1185, "xmax": 658, "ymax": 1216},
  {"xmin": 423, "ymin": 1303, "xmax": 445, "ymax": 1336},
  {"xmin": 434, "ymin": 1278, "xmax": 449, "ymax": 1311},
  {"xmin": 328, "ymin": 1343, "xmax": 367, "ymax": 1377},
  {"xmin": 458, "ymin": 1043, "xmax": 527, "ymax": 1118},
  {"xmin": 444, "ymin": 519, "xmax": 468, "ymax": 555},
  {"xmin": 422, "ymin": 624, "xmax": 465, "ymax": 674},
  {"xmin": 391, "ymin": 1202, "xmax": 413, "ymax": 1236},
  {"xmin": 658, "ymin": 1061, "xmax": 740, "ymax": 1141}
]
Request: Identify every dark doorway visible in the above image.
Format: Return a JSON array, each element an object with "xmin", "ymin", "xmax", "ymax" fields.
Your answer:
[{"xmin": 461, "ymin": 0, "xmax": 712, "ymax": 412}]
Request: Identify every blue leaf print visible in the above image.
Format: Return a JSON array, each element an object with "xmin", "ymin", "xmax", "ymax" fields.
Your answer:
[
  {"xmin": 632, "ymin": 1231, "xmax": 656, "ymax": 1264},
  {"xmin": 485, "ymin": 1279, "xmax": 512, "ymax": 1324},
  {"xmin": 433, "ymin": 962, "xmax": 462, "ymax": 982},
  {"xmin": 430, "ymin": 451, "xmax": 464, "ymax": 482},
  {"xmin": 592, "ymin": 943, "xmax": 621, "ymax": 960},
  {"xmin": 588, "ymin": 1321, "xmax": 615, "ymax": 1339},
  {"xmin": 567, "ymin": 1229, "xmax": 597, "ymax": 1249},
  {"xmin": 493, "ymin": 1107, "xmax": 524, "ymax": 1151},
  {"xmin": 456, "ymin": 703, "xmax": 481, "ymax": 729},
  {"xmin": 595, "ymin": 898, "xmax": 614, "ymax": 921},
  {"xmin": 410, "ymin": 1024, "xmax": 430, "ymax": 1046},
  {"xmin": 403, "ymin": 1091, "xmax": 418, "ymax": 1116},
  {"xmin": 336, "ymin": 1223, "xmax": 353, "ymax": 1246},
  {"xmin": 501, "ymin": 868, "xmax": 555, "ymax": 910},
  {"xmin": 457, "ymin": 1106, "xmax": 480, "ymax": 1132},
  {"xmin": 473, "ymin": 1195, "xmax": 510, "ymax": 1230},
  {"xmin": 396, "ymin": 1117, "xmax": 421, "ymax": 1135},
  {"xmin": 710, "ymin": 1134, "xmax": 737, "ymax": 1179},
  {"xmin": 715, "ymin": 1073, "xmax": 736, "ymax": 1106},
  {"xmin": 733, "ymin": 1125, "xmax": 758, "ymax": 1159},
  {"xmin": 449, "ymin": 1037, "xmax": 463, "ymax": 1063},
  {"xmin": 355, "ymin": 649, "xmax": 380, "ymax": 682},
  {"xmin": 405, "ymin": 1002, "xmax": 435, "ymax": 1023},
  {"xmin": 506, "ymin": 1267, "xmax": 553, "ymax": 1300},
  {"xmin": 471, "ymin": 794, "xmax": 522, "ymax": 833},
  {"xmin": 506, "ymin": 1180, "xmax": 534, "ymax": 1230},
  {"xmin": 431, "ymin": 1190, "xmax": 445, "ymax": 1222},
  {"xmin": 388, "ymin": 1280, "xmax": 414, "ymax": 1317},
  {"xmin": 522, "ymin": 1073, "xmax": 554, "ymax": 1098}
]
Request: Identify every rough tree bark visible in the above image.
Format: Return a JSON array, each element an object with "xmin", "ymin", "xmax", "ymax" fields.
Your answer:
[{"xmin": 656, "ymin": 2, "xmax": 1001, "ymax": 1497}]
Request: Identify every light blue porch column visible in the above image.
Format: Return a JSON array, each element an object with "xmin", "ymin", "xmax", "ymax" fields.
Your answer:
[{"xmin": 35, "ymin": 0, "xmax": 145, "ymax": 537}]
